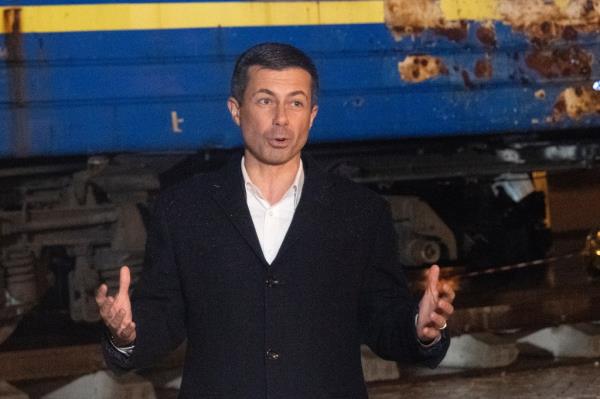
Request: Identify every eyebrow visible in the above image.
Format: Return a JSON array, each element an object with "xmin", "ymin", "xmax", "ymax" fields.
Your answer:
[
  {"xmin": 288, "ymin": 90, "xmax": 309, "ymax": 99},
  {"xmin": 253, "ymin": 88, "xmax": 276, "ymax": 97},
  {"xmin": 252, "ymin": 89, "xmax": 309, "ymax": 99}
]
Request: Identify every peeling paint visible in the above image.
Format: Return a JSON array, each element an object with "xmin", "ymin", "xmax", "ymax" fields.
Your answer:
[
  {"xmin": 385, "ymin": 0, "xmax": 600, "ymax": 42},
  {"xmin": 385, "ymin": 0, "xmax": 600, "ymax": 91},
  {"xmin": 384, "ymin": 0, "xmax": 600, "ymax": 41},
  {"xmin": 475, "ymin": 58, "xmax": 493, "ymax": 79},
  {"xmin": 497, "ymin": 0, "xmax": 564, "ymax": 41},
  {"xmin": 434, "ymin": 20, "xmax": 469, "ymax": 42},
  {"xmin": 398, "ymin": 55, "xmax": 448, "ymax": 83},
  {"xmin": 4, "ymin": 8, "xmax": 30, "ymax": 157},
  {"xmin": 476, "ymin": 24, "xmax": 497, "ymax": 47},
  {"xmin": 385, "ymin": 0, "xmax": 464, "ymax": 40},
  {"xmin": 535, "ymin": 89, "xmax": 547, "ymax": 99},
  {"xmin": 562, "ymin": 25, "xmax": 579, "ymax": 40},
  {"xmin": 551, "ymin": 85, "xmax": 600, "ymax": 120},
  {"xmin": 525, "ymin": 46, "xmax": 592, "ymax": 78},
  {"xmin": 498, "ymin": 0, "xmax": 600, "ymax": 42}
]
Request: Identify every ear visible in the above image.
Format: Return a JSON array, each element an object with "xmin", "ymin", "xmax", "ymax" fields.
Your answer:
[
  {"xmin": 309, "ymin": 104, "xmax": 319, "ymax": 129},
  {"xmin": 227, "ymin": 97, "xmax": 241, "ymax": 126}
]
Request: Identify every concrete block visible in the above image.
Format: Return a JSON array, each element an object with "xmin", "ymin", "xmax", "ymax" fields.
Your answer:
[
  {"xmin": 0, "ymin": 381, "xmax": 29, "ymax": 399},
  {"xmin": 439, "ymin": 333, "xmax": 519, "ymax": 368},
  {"xmin": 360, "ymin": 345, "xmax": 400, "ymax": 382},
  {"xmin": 41, "ymin": 371, "xmax": 156, "ymax": 399},
  {"xmin": 141, "ymin": 369, "xmax": 182, "ymax": 390},
  {"xmin": 518, "ymin": 323, "xmax": 600, "ymax": 358}
]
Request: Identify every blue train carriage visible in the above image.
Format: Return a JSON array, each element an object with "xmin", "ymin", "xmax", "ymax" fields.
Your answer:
[{"xmin": 0, "ymin": 0, "xmax": 599, "ymax": 344}]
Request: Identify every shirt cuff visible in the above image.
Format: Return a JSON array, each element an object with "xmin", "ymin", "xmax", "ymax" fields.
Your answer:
[
  {"xmin": 414, "ymin": 313, "xmax": 442, "ymax": 348},
  {"xmin": 109, "ymin": 335, "xmax": 135, "ymax": 357}
]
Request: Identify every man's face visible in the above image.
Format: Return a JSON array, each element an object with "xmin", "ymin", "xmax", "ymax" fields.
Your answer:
[{"xmin": 227, "ymin": 66, "xmax": 318, "ymax": 167}]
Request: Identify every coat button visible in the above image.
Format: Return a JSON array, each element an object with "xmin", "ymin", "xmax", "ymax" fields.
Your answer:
[{"xmin": 266, "ymin": 350, "xmax": 280, "ymax": 360}]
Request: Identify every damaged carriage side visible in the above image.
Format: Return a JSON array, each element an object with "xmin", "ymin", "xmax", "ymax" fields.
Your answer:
[
  {"xmin": 0, "ymin": 0, "xmax": 598, "ymax": 347},
  {"xmin": 384, "ymin": 0, "xmax": 600, "ymax": 122}
]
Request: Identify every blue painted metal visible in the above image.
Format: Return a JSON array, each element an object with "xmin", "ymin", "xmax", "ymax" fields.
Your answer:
[{"xmin": 1, "ymin": 5, "xmax": 599, "ymax": 158}]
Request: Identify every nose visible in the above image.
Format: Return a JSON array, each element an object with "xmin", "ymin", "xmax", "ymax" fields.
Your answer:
[{"xmin": 273, "ymin": 104, "xmax": 289, "ymax": 126}]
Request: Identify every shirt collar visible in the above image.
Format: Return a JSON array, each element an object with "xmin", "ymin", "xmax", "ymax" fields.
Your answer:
[{"xmin": 241, "ymin": 156, "xmax": 304, "ymax": 208}]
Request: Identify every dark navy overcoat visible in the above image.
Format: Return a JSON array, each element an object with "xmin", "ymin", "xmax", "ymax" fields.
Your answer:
[{"xmin": 103, "ymin": 154, "xmax": 449, "ymax": 398}]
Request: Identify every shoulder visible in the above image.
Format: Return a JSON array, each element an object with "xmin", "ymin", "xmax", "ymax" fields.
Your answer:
[
  {"xmin": 151, "ymin": 170, "xmax": 222, "ymax": 218},
  {"xmin": 303, "ymin": 155, "xmax": 387, "ymax": 211},
  {"xmin": 321, "ymin": 170, "xmax": 390, "ymax": 219}
]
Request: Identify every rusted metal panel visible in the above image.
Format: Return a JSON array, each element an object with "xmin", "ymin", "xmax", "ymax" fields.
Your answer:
[
  {"xmin": 525, "ymin": 46, "xmax": 592, "ymax": 79},
  {"xmin": 385, "ymin": 0, "xmax": 463, "ymax": 39},
  {"xmin": 384, "ymin": 0, "xmax": 600, "ymax": 124},
  {"xmin": 385, "ymin": 0, "xmax": 600, "ymax": 42},
  {"xmin": 552, "ymin": 86, "xmax": 600, "ymax": 120},
  {"xmin": 3, "ymin": 8, "xmax": 30, "ymax": 158},
  {"xmin": 398, "ymin": 55, "xmax": 449, "ymax": 83}
]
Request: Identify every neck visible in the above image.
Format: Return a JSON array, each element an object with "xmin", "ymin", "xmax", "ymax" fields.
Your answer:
[{"xmin": 244, "ymin": 154, "xmax": 301, "ymax": 205}]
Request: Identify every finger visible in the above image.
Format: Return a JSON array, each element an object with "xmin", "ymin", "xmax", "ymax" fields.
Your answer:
[
  {"xmin": 429, "ymin": 311, "xmax": 447, "ymax": 330},
  {"xmin": 440, "ymin": 283, "xmax": 456, "ymax": 303},
  {"xmin": 436, "ymin": 300, "xmax": 454, "ymax": 318},
  {"xmin": 427, "ymin": 265, "xmax": 440, "ymax": 294},
  {"xmin": 119, "ymin": 321, "xmax": 137, "ymax": 340},
  {"xmin": 118, "ymin": 266, "xmax": 131, "ymax": 297},
  {"xmin": 100, "ymin": 296, "xmax": 115, "ymax": 319},
  {"xmin": 95, "ymin": 284, "xmax": 108, "ymax": 306},
  {"xmin": 111, "ymin": 308, "xmax": 126, "ymax": 330},
  {"xmin": 421, "ymin": 326, "xmax": 441, "ymax": 342}
]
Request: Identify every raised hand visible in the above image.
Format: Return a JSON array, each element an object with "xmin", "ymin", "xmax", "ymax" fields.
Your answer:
[
  {"xmin": 416, "ymin": 265, "xmax": 455, "ymax": 343},
  {"xmin": 95, "ymin": 265, "xmax": 136, "ymax": 347}
]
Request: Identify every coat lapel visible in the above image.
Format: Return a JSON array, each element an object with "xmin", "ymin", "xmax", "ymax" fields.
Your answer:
[
  {"xmin": 206, "ymin": 154, "xmax": 268, "ymax": 266},
  {"xmin": 206, "ymin": 153, "xmax": 336, "ymax": 267},
  {"xmin": 273, "ymin": 155, "xmax": 335, "ymax": 264}
]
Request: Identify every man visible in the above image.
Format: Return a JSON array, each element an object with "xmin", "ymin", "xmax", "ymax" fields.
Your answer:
[{"xmin": 97, "ymin": 42, "xmax": 455, "ymax": 398}]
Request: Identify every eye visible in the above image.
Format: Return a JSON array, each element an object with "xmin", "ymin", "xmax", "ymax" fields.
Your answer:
[
  {"xmin": 290, "ymin": 100, "xmax": 304, "ymax": 108},
  {"xmin": 257, "ymin": 98, "xmax": 272, "ymax": 105}
]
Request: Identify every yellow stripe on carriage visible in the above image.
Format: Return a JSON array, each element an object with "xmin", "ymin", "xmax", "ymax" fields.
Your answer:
[
  {"xmin": 1, "ymin": 0, "xmax": 565, "ymax": 34},
  {"xmin": 440, "ymin": 0, "xmax": 499, "ymax": 20},
  {"xmin": 1, "ymin": 1, "xmax": 385, "ymax": 33}
]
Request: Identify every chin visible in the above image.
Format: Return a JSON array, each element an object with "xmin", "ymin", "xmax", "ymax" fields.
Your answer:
[
  {"xmin": 260, "ymin": 149, "xmax": 298, "ymax": 163},
  {"xmin": 261, "ymin": 154, "xmax": 297, "ymax": 166}
]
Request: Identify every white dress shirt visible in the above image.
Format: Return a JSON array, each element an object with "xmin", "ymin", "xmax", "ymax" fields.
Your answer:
[{"xmin": 241, "ymin": 157, "xmax": 304, "ymax": 264}]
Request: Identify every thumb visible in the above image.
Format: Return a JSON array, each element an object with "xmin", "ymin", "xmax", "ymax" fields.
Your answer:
[
  {"xmin": 427, "ymin": 265, "xmax": 440, "ymax": 292},
  {"xmin": 118, "ymin": 265, "xmax": 131, "ymax": 297}
]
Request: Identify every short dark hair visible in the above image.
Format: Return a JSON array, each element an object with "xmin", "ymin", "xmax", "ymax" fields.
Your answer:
[{"xmin": 230, "ymin": 42, "xmax": 319, "ymax": 105}]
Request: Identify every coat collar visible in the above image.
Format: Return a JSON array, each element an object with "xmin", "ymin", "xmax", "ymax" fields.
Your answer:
[{"xmin": 207, "ymin": 152, "xmax": 335, "ymax": 268}]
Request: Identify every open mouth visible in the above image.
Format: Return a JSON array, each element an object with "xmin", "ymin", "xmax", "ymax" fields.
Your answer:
[{"xmin": 268, "ymin": 137, "xmax": 290, "ymax": 148}]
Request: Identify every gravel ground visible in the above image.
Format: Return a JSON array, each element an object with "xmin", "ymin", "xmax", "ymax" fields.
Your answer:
[{"xmin": 369, "ymin": 361, "xmax": 600, "ymax": 399}]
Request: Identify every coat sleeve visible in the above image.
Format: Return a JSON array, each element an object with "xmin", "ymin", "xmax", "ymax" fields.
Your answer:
[
  {"xmin": 103, "ymin": 194, "xmax": 187, "ymax": 372},
  {"xmin": 358, "ymin": 199, "xmax": 449, "ymax": 368}
]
